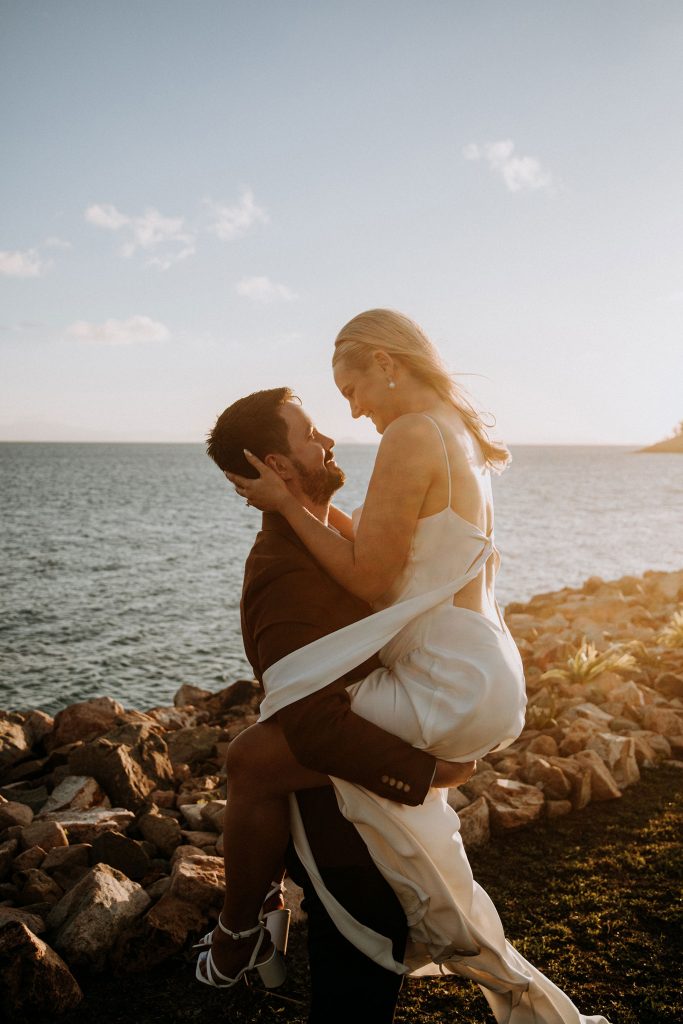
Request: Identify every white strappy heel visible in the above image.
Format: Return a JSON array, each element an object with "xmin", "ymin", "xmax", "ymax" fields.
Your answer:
[
  {"xmin": 195, "ymin": 918, "xmax": 286, "ymax": 989},
  {"xmin": 192, "ymin": 881, "xmax": 290, "ymax": 955}
]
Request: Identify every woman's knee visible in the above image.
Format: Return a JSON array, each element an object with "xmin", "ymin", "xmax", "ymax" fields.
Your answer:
[{"xmin": 225, "ymin": 723, "xmax": 276, "ymax": 782}]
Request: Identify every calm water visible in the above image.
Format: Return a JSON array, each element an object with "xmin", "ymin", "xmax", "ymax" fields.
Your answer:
[{"xmin": 1, "ymin": 443, "xmax": 681, "ymax": 715}]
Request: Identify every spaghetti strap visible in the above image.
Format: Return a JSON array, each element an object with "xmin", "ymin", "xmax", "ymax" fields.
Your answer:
[{"xmin": 421, "ymin": 414, "xmax": 452, "ymax": 508}]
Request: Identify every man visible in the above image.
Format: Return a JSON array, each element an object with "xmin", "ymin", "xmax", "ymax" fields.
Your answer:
[{"xmin": 207, "ymin": 387, "xmax": 473, "ymax": 1023}]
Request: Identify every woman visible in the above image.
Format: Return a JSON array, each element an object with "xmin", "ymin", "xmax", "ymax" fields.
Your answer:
[{"xmin": 200, "ymin": 310, "xmax": 609, "ymax": 1024}]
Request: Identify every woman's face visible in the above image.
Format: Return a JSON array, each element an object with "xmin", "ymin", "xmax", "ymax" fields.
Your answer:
[{"xmin": 333, "ymin": 354, "xmax": 396, "ymax": 433}]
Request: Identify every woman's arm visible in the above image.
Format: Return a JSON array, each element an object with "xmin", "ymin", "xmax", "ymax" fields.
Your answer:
[
  {"xmin": 237, "ymin": 415, "xmax": 439, "ymax": 602},
  {"xmin": 327, "ymin": 505, "xmax": 355, "ymax": 540}
]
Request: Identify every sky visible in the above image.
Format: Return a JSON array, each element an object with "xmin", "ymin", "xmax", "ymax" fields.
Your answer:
[{"xmin": 1, "ymin": 0, "xmax": 682, "ymax": 445}]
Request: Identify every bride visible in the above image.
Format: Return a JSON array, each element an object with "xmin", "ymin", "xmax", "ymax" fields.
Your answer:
[{"xmin": 201, "ymin": 309, "xmax": 609, "ymax": 1024}]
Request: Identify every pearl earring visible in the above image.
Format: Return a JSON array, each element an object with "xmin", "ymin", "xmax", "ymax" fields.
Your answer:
[{"xmin": 387, "ymin": 380, "xmax": 396, "ymax": 390}]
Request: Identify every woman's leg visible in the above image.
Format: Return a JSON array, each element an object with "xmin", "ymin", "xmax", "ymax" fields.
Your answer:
[{"xmin": 207, "ymin": 720, "xmax": 329, "ymax": 979}]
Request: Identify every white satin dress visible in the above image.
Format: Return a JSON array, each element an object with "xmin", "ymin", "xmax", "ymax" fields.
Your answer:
[{"xmin": 259, "ymin": 416, "xmax": 609, "ymax": 1024}]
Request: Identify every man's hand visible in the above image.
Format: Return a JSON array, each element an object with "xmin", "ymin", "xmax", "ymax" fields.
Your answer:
[{"xmin": 432, "ymin": 759, "xmax": 476, "ymax": 789}]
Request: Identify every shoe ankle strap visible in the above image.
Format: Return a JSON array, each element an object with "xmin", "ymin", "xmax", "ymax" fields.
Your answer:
[{"xmin": 216, "ymin": 917, "xmax": 262, "ymax": 940}]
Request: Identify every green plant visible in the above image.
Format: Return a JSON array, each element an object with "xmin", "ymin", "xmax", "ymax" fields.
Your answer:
[
  {"xmin": 540, "ymin": 639, "xmax": 636, "ymax": 686},
  {"xmin": 658, "ymin": 608, "xmax": 683, "ymax": 648}
]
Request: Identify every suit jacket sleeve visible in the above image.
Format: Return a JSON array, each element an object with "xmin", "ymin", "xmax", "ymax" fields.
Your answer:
[{"xmin": 244, "ymin": 561, "xmax": 436, "ymax": 807}]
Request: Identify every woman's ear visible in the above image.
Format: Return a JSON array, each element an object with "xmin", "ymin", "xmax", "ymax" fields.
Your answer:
[{"xmin": 373, "ymin": 349, "xmax": 395, "ymax": 377}]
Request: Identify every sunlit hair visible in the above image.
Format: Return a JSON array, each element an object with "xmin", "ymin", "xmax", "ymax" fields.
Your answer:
[{"xmin": 333, "ymin": 308, "xmax": 510, "ymax": 472}]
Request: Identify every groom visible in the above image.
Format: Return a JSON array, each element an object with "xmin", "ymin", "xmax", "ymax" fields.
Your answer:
[{"xmin": 207, "ymin": 387, "xmax": 473, "ymax": 1024}]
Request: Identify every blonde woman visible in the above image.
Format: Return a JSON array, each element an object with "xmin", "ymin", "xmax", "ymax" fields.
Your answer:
[{"xmin": 206, "ymin": 310, "xmax": 608, "ymax": 1024}]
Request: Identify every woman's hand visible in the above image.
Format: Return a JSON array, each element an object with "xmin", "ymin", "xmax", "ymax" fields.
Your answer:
[
  {"xmin": 225, "ymin": 450, "xmax": 291, "ymax": 513},
  {"xmin": 432, "ymin": 759, "xmax": 476, "ymax": 789}
]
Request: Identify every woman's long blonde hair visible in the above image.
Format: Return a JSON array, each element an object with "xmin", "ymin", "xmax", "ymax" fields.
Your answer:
[{"xmin": 333, "ymin": 308, "xmax": 510, "ymax": 472}]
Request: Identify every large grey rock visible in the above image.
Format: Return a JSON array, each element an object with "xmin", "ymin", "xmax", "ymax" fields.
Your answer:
[
  {"xmin": 90, "ymin": 830, "xmax": 150, "ymax": 882},
  {"xmin": 0, "ymin": 922, "xmax": 83, "ymax": 1017},
  {"xmin": 41, "ymin": 807, "xmax": 135, "ymax": 844},
  {"xmin": 586, "ymin": 732, "xmax": 640, "ymax": 789},
  {"xmin": 68, "ymin": 739, "xmax": 158, "ymax": 811},
  {"xmin": 166, "ymin": 725, "xmax": 221, "ymax": 766},
  {"xmin": 167, "ymin": 852, "xmax": 224, "ymax": 912},
  {"xmin": 138, "ymin": 810, "xmax": 182, "ymax": 857},
  {"xmin": 112, "ymin": 891, "xmax": 206, "ymax": 972},
  {"xmin": 47, "ymin": 863, "xmax": 150, "ymax": 969},
  {"xmin": 458, "ymin": 797, "xmax": 490, "ymax": 849},
  {"xmin": 573, "ymin": 750, "xmax": 622, "ymax": 801},
  {"xmin": 0, "ymin": 799, "xmax": 34, "ymax": 830},
  {"xmin": 21, "ymin": 819, "xmax": 69, "ymax": 852}
]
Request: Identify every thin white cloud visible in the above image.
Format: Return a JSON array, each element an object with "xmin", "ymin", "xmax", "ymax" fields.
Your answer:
[
  {"xmin": 43, "ymin": 236, "xmax": 73, "ymax": 250},
  {"xmin": 464, "ymin": 139, "xmax": 554, "ymax": 193},
  {"xmin": 236, "ymin": 276, "xmax": 297, "ymax": 303},
  {"xmin": 207, "ymin": 189, "xmax": 269, "ymax": 241},
  {"xmin": 0, "ymin": 249, "xmax": 46, "ymax": 277},
  {"xmin": 66, "ymin": 315, "xmax": 170, "ymax": 346},
  {"xmin": 84, "ymin": 202, "xmax": 195, "ymax": 268}
]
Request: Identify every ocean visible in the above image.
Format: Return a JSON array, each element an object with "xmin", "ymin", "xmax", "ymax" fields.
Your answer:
[{"xmin": 1, "ymin": 443, "xmax": 681, "ymax": 715}]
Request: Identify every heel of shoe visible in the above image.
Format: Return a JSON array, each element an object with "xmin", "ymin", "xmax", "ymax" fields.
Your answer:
[
  {"xmin": 257, "ymin": 948, "xmax": 286, "ymax": 989},
  {"xmin": 264, "ymin": 908, "xmax": 290, "ymax": 955}
]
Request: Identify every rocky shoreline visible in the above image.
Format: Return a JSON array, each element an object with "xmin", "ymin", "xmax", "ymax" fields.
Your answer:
[{"xmin": 1, "ymin": 567, "xmax": 682, "ymax": 1019}]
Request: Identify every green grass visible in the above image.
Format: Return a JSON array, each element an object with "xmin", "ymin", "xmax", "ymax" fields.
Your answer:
[{"xmin": 27, "ymin": 764, "xmax": 683, "ymax": 1024}]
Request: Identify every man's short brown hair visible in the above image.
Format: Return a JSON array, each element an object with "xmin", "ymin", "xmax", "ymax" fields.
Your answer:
[{"xmin": 206, "ymin": 387, "xmax": 297, "ymax": 478}]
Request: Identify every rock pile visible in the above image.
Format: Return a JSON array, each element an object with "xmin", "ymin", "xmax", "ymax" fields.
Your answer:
[{"xmin": 1, "ymin": 569, "xmax": 682, "ymax": 1018}]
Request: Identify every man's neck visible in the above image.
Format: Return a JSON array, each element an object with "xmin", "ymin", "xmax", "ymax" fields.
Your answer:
[{"xmin": 299, "ymin": 497, "xmax": 329, "ymax": 525}]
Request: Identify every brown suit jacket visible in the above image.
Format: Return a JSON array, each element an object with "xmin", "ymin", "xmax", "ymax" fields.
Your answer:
[{"xmin": 241, "ymin": 512, "xmax": 436, "ymax": 808}]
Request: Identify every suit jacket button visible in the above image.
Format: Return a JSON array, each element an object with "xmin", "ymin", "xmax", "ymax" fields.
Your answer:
[
  {"xmin": 389, "ymin": 777, "xmax": 396, "ymax": 786},
  {"xmin": 395, "ymin": 780, "xmax": 404, "ymax": 790},
  {"xmin": 381, "ymin": 775, "xmax": 389, "ymax": 784},
  {"xmin": 403, "ymin": 784, "xmax": 411, "ymax": 793}
]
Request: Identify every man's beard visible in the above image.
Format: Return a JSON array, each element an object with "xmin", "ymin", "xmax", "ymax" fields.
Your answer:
[{"xmin": 291, "ymin": 453, "xmax": 345, "ymax": 504}]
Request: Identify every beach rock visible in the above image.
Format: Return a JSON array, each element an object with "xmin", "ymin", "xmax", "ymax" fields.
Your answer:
[
  {"xmin": 90, "ymin": 830, "xmax": 151, "ymax": 882},
  {"xmin": 0, "ymin": 922, "xmax": 83, "ymax": 1017},
  {"xmin": 0, "ymin": 838, "xmax": 19, "ymax": 880},
  {"xmin": 21, "ymin": 819, "xmax": 69, "ymax": 852},
  {"xmin": 138, "ymin": 810, "xmax": 182, "ymax": 857},
  {"xmin": 586, "ymin": 733, "xmax": 640, "ymax": 789},
  {"xmin": 68, "ymin": 739, "xmax": 158, "ymax": 811},
  {"xmin": 13, "ymin": 845, "xmax": 47, "ymax": 872},
  {"xmin": 15, "ymin": 867, "xmax": 64, "ymax": 906},
  {"xmin": 166, "ymin": 725, "xmax": 221, "ymax": 766},
  {"xmin": 484, "ymin": 779, "xmax": 545, "ymax": 830},
  {"xmin": 180, "ymin": 830, "xmax": 217, "ymax": 850},
  {"xmin": 0, "ymin": 717, "xmax": 31, "ymax": 769},
  {"xmin": 150, "ymin": 788, "xmax": 177, "ymax": 809},
  {"xmin": 0, "ymin": 799, "xmax": 34, "ymax": 830},
  {"xmin": 655, "ymin": 673, "xmax": 683, "ymax": 700},
  {"xmin": 42, "ymin": 807, "xmax": 135, "ymax": 844},
  {"xmin": 573, "ymin": 750, "xmax": 622, "ymax": 801},
  {"xmin": 112, "ymin": 891, "xmax": 206, "ymax": 972},
  {"xmin": 458, "ymin": 796, "xmax": 490, "ymax": 848},
  {"xmin": 167, "ymin": 852, "xmax": 224, "ymax": 912},
  {"xmin": 558, "ymin": 718, "xmax": 603, "ymax": 756},
  {"xmin": 48, "ymin": 863, "xmax": 151, "ymax": 970},
  {"xmin": 641, "ymin": 706, "xmax": 683, "ymax": 737},
  {"xmin": 525, "ymin": 735, "xmax": 559, "ymax": 757},
  {"xmin": 546, "ymin": 756, "xmax": 592, "ymax": 810},
  {"xmin": 0, "ymin": 905, "xmax": 46, "ymax": 933},
  {"xmin": 521, "ymin": 755, "xmax": 572, "ymax": 799},
  {"xmin": 42, "ymin": 775, "xmax": 109, "ymax": 815},
  {"xmin": 446, "ymin": 788, "xmax": 470, "ymax": 812},
  {"xmin": 546, "ymin": 799, "xmax": 573, "ymax": 819},
  {"xmin": 51, "ymin": 696, "xmax": 126, "ymax": 747},
  {"xmin": 199, "ymin": 799, "xmax": 226, "ymax": 833},
  {"xmin": 102, "ymin": 722, "xmax": 174, "ymax": 789},
  {"xmin": 178, "ymin": 803, "xmax": 205, "ymax": 829},
  {"xmin": 41, "ymin": 844, "xmax": 92, "ymax": 891},
  {"xmin": 0, "ymin": 781, "xmax": 49, "ymax": 813},
  {"xmin": 173, "ymin": 684, "xmax": 212, "ymax": 707}
]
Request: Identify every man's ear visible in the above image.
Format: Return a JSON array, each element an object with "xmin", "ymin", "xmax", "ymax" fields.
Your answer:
[{"xmin": 264, "ymin": 453, "xmax": 292, "ymax": 479}]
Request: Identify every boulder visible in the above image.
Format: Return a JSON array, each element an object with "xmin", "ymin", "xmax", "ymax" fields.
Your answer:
[
  {"xmin": 484, "ymin": 779, "xmax": 545, "ymax": 830},
  {"xmin": 457, "ymin": 797, "xmax": 490, "ymax": 848},
  {"xmin": 655, "ymin": 673, "xmax": 683, "ymax": 700},
  {"xmin": 446, "ymin": 788, "xmax": 470, "ymax": 812},
  {"xmin": 179, "ymin": 803, "xmax": 205, "ymax": 830},
  {"xmin": 0, "ymin": 905, "xmax": 46, "ymax": 933},
  {"xmin": 22, "ymin": 710, "xmax": 54, "ymax": 747},
  {"xmin": 138, "ymin": 810, "xmax": 182, "ymax": 857},
  {"xmin": 573, "ymin": 750, "xmax": 622, "ymax": 800},
  {"xmin": 13, "ymin": 845, "xmax": 46, "ymax": 872},
  {"xmin": 102, "ymin": 723, "xmax": 174, "ymax": 789},
  {"xmin": 558, "ymin": 718, "xmax": 604, "ymax": 756},
  {"xmin": 173, "ymin": 683, "xmax": 212, "ymax": 707},
  {"xmin": 21, "ymin": 819, "xmax": 69, "ymax": 853},
  {"xmin": 41, "ymin": 807, "xmax": 135, "ymax": 844},
  {"xmin": 546, "ymin": 799, "xmax": 573, "ymax": 819},
  {"xmin": 68, "ymin": 739, "xmax": 158, "ymax": 811},
  {"xmin": 0, "ymin": 838, "xmax": 19, "ymax": 881},
  {"xmin": 521, "ymin": 755, "xmax": 572, "ymax": 799},
  {"xmin": 0, "ymin": 922, "xmax": 83, "ymax": 1017},
  {"xmin": 15, "ymin": 867, "xmax": 64, "ymax": 906},
  {"xmin": 548, "ymin": 756, "xmax": 592, "ymax": 810},
  {"xmin": 41, "ymin": 775, "xmax": 109, "ymax": 815},
  {"xmin": 180, "ymin": 830, "xmax": 218, "ymax": 850},
  {"xmin": 112, "ymin": 891, "xmax": 206, "ymax": 972},
  {"xmin": 167, "ymin": 853, "xmax": 225, "ymax": 912},
  {"xmin": 586, "ymin": 733, "xmax": 640, "ymax": 789},
  {"xmin": 641, "ymin": 706, "xmax": 683, "ymax": 737},
  {"xmin": 0, "ymin": 799, "xmax": 34, "ymax": 830},
  {"xmin": 51, "ymin": 696, "xmax": 125, "ymax": 747},
  {"xmin": 525, "ymin": 735, "xmax": 559, "ymax": 758},
  {"xmin": 41, "ymin": 844, "xmax": 92, "ymax": 892},
  {"xmin": 199, "ymin": 800, "xmax": 226, "ymax": 833},
  {"xmin": 90, "ymin": 830, "xmax": 150, "ymax": 882},
  {"xmin": 47, "ymin": 863, "xmax": 151, "ymax": 970},
  {"xmin": 0, "ymin": 717, "xmax": 31, "ymax": 770},
  {"xmin": 166, "ymin": 726, "xmax": 221, "ymax": 766}
]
